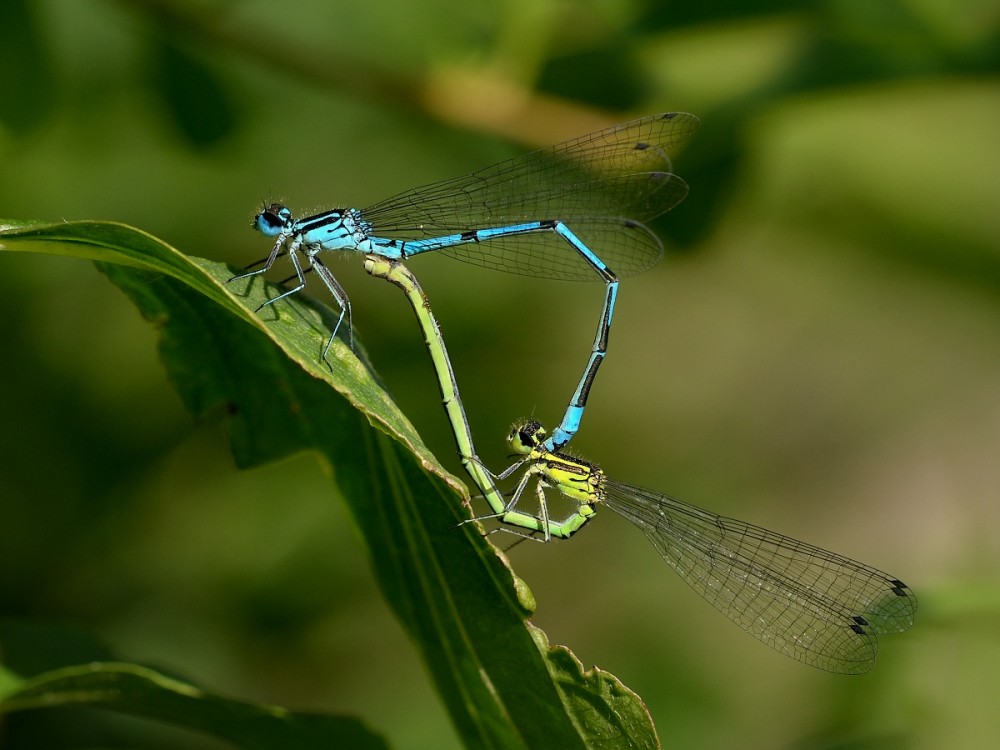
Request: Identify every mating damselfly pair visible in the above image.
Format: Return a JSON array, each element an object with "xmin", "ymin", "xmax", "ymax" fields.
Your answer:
[{"xmin": 232, "ymin": 113, "xmax": 915, "ymax": 673}]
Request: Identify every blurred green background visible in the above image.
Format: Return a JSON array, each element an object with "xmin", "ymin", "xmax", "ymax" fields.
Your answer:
[{"xmin": 2, "ymin": 0, "xmax": 999, "ymax": 747}]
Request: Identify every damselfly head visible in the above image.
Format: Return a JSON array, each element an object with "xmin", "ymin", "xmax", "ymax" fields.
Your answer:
[
  {"xmin": 253, "ymin": 204, "xmax": 293, "ymax": 237},
  {"xmin": 508, "ymin": 420, "xmax": 546, "ymax": 455}
]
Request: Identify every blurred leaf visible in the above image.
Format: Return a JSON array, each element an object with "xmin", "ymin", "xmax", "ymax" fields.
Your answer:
[
  {"xmin": 653, "ymin": 104, "xmax": 745, "ymax": 250},
  {"xmin": 0, "ymin": 0, "xmax": 55, "ymax": 134},
  {"xmin": 0, "ymin": 620, "xmax": 114, "ymax": 677},
  {"xmin": 147, "ymin": 33, "xmax": 239, "ymax": 148},
  {"xmin": 633, "ymin": 0, "xmax": 803, "ymax": 32},
  {"xmin": 0, "ymin": 659, "xmax": 389, "ymax": 750},
  {"xmin": 537, "ymin": 42, "xmax": 646, "ymax": 110},
  {"xmin": 0, "ymin": 219, "xmax": 660, "ymax": 748}
]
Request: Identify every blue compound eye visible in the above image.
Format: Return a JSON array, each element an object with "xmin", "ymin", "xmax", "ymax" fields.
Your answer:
[{"xmin": 254, "ymin": 204, "xmax": 291, "ymax": 236}]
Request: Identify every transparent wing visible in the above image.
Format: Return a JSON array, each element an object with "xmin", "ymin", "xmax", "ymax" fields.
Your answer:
[
  {"xmin": 603, "ymin": 479, "xmax": 917, "ymax": 674},
  {"xmin": 361, "ymin": 113, "xmax": 698, "ymax": 279}
]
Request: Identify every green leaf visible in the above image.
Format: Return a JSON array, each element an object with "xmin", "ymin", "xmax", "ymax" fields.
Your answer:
[
  {"xmin": 0, "ymin": 218, "xmax": 428, "ymax": 469},
  {"xmin": 0, "ymin": 218, "xmax": 658, "ymax": 749}
]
